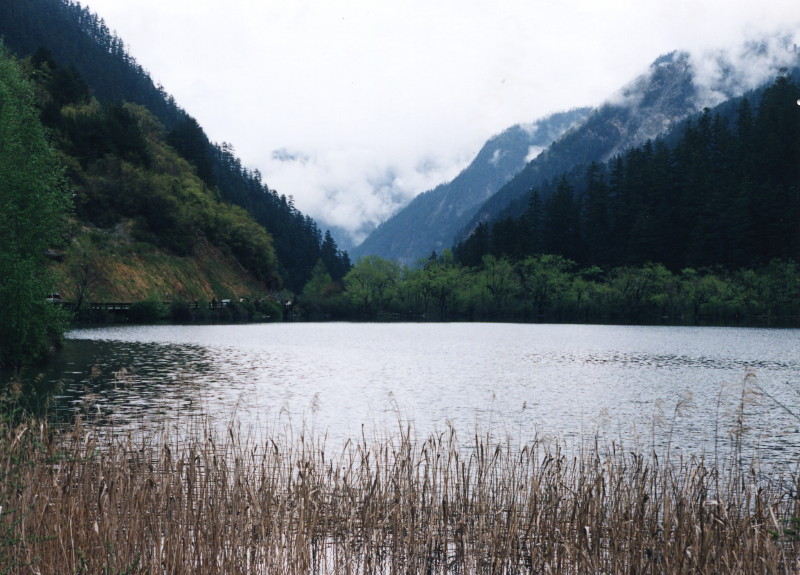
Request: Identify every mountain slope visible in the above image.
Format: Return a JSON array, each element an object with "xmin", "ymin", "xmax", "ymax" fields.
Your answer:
[
  {"xmin": 0, "ymin": 0, "xmax": 183, "ymax": 128},
  {"xmin": 459, "ymin": 41, "xmax": 800, "ymax": 242},
  {"xmin": 452, "ymin": 72, "xmax": 800, "ymax": 274},
  {"xmin": 0, "ymin": 0, "xmax": 351, "ymax": 293},
  {"xmin": 352, "ymin": 108, "xmax": 591, "ymax": 264}
]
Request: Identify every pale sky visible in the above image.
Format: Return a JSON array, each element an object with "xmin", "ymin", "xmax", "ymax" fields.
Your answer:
[{"xmin": 83, "ymin": 0, "xmax": 800, "ymax": 246}]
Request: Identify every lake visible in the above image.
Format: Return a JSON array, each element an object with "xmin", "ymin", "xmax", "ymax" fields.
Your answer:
[{"xmin": 25, "ymin": 323, "xmax": 800, "ymax": 464}]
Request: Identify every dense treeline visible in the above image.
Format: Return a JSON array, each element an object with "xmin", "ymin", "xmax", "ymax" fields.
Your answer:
[
  {"xmin": 0, "ymin": 0, "xmax": 351, "ymax": 293},
  {"xmin": 455, "ymin": 75, "xmax": 800, "ymax": 271},
  {"xmin": 209, "ymin": 142, "xmax": 352, "ymax": 290},
  {"xmin": 299, "ymin": 251, "xmax": 800, "ymax": 325}
]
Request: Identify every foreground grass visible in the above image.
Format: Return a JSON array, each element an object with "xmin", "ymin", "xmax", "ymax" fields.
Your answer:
[{"xmin": 0, "ymin": 416, "xmax": 798, "ymax": 574}]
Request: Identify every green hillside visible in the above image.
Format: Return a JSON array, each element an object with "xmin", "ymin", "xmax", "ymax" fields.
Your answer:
[
  {"xmin": 0, "ymin": 0, "xmax": 351, "ymax": 296},
  {"xmin": 20, "ymin": 48, "xmax": 280, "ymax": 300}
]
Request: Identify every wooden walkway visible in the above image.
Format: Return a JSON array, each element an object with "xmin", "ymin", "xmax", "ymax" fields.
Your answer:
[{"xmin": 53, "ymin": 300, "xmax": 233, "ymax": 312}]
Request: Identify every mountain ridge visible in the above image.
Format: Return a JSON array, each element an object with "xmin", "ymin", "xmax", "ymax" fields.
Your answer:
[
  {"xmin": 351, "ymin": 107, "xmax": 592, "ymax": 264},
  {"xmin": 0, "ymin": 0, "xmax": 351, "ymax": 293},
  {"xmin": 354, "ymin": 37, "xmax": 799, "ymax": 262},
  {"xmin": 457, "ymin": 40, "xmax": 800, "ymax": 243}
]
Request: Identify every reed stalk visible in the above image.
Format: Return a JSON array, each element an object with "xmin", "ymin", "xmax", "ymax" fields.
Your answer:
[{"xmin": 0, "ymin": 412, "xmax": 798, "ymax": 574}]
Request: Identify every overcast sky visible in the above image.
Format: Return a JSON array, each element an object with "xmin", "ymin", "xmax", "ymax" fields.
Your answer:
[{"xmin": 84, "ymin": 0, "xmax": 800, "ymax": 246}]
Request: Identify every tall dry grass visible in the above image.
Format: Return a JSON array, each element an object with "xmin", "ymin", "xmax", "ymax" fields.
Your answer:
[{"xmin": 0, "ymin": 412, "xmax": 798, "ymax": 575}]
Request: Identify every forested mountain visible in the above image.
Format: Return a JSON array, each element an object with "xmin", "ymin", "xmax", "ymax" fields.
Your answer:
[
  {"xmin": 457, "ymin": 43, "xmax": 800, "ymax": 245},
  {"xmin": 0, "ymin": 0, "xmax": 350, "ymax": 293},
  {"xmin": 355, "ymin": 44, "xmax": 794, "ymax": 265},
  {"xmin": 298, "ymin": 72, "xmax": 800, "ymax": 325},
  {"xmin": 351, "ymin": 108, "xmax": 591, "ymax": 264},
  {"xmin": 0, "ymin": 0, "xmax": 183, "ymax": 128},
  {"xmin": 456, "ymin": 53, "xmax": 712, "ymax": 243},
  {"xmin": 454, "ymin": 73, "xmax": 800, "ymax": 271}
]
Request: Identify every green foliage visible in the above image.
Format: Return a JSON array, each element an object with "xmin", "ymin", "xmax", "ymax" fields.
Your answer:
[
  {"xmin": 167, "ymin": 115, "xmax": 215, "ymax": 186},
  {"xmin": 42, "ymin": 93, "xmax": 283, "ymax": 289},
  {"xmin": 0, "ymin": 43, "xmax": 71, "ymax": 367},
  {"xmin": 300, "ymin": 260, "xmax": 345, "ymax": 319},
  {"xmin": 0, "ymin": 0, "xmax": 351, "ymax": 295},
  {"xmin": 326, "ymin": 253, "xmax": 800, "ymax": 326},
  {"xmin": 344, "ymin": 255, "xmax": 402, "ymax": 319},
  {"xmin": 210, "ymin": 145, "xmax": 351, "ymax": 292},
  {"xmin": 518, "ymin": 254, "xmax": 574, "ymax": 319},
  {"xmin": 0, "ymin": 0, "xmax": 184, "ymax": 127}
]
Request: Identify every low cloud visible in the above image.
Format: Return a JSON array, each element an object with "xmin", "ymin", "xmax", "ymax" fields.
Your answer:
[
  {"xmin": 260, "ymin": 145, "xmax": 470, "ymax": 247},
  {"xmin": 86, "ymin": 0, "xmax": 800, "ymax": 251},
  {"xmin": 690, "ymin": 32, "xmax": 800, "ymax": 107}
]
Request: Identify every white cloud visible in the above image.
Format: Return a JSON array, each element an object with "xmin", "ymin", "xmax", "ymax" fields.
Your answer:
[
  {"xmin": 84, "ymin": 0, "xmax": 800, "ymax": 246},
  {"xmin": 690, "ymin": 33, "xmax": 800, "ymax": 107},
  {"xmin": 525, "ymin": 146, "xmax": 546, "ymax": 164}
]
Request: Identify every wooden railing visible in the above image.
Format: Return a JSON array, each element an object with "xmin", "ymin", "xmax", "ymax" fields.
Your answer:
[{"xmin": 52, "ymin": 300, "xmax": 234, "ymax": 311}]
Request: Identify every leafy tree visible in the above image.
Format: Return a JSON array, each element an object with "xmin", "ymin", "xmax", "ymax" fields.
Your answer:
[
  {"xmin": 410, "ymin": 250, "xmax": 464, "ymax": 320},
  {"xmin": 518, "ymin": 254, "xmax": 574, "ymax": 320},
  {"xmin": 607, "ymin": 263, "xmax": 676, "ymax": 322},
  {"xmin": 65, "ymin": 235, "xmax": 102, "ymax": 316},
  {"xmin": 300, "ymin": 259, "xmax": 342, "ymax": 319},
  {"xmin": 0, "ymin": 43, "xmax": 71, "ymax": 367},
  {"xmin": 478, "ymin": 254, "xmax": 519, "ymax": 318},
  {"xmin": 344, "ymin": 255, "xmax": 401, "ymax": 318}
]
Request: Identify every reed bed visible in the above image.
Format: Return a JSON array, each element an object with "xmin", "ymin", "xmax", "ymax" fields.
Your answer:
[{"xmin": 0, "ymin": 416, "xmax": 798, "ymax": 574}]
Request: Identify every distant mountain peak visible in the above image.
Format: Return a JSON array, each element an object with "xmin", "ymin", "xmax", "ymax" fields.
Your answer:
[{"xmin": 354, "ymin": 33, "xmax": 800, "ymax": 264}]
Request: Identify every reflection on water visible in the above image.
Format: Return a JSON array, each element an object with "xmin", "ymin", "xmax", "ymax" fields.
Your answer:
[
  {"xmin": 31, "ymin": 340, "xmax": 220, "ymax": 429},
  {"xmin": 7, "ymin": 323, "xmax": 800, "ymax": 465}
]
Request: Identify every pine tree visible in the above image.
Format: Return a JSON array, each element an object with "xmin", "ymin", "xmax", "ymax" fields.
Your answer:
[
  {"xmin": 523, "ymin": 188, "xmax": 545, "ymax": 256},
  {"xmin": 581, "ymin": 162, "xmax": 611, "ymax": 266},
  {"xmin": 167, "ymin": 115, "xmax": 216, "ymax": 186},
  {"xmin": 544, "ymin": 176, "xmax": 583, "ymax": 262}
]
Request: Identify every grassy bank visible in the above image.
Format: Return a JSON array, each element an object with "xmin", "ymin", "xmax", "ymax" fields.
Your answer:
[{"xmin": 0, "ymin": 415, "xmax": 798, "ymax": 574}]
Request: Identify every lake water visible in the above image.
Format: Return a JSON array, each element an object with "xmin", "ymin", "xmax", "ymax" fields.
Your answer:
[{"xmin": 25, "ymin": 323, "xmax": 800, "ymax": 464}]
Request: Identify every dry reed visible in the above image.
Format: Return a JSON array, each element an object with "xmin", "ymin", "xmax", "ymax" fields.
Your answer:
[{"xmin": 0, "ymin": 414, "xmax": 798, "ymax": 574}]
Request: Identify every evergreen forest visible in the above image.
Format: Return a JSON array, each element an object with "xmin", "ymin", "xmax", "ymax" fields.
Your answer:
[
  {"xmin": 455, "ymin": 75, "xmax": 800, "ymax": 272},
  {"xmin": 299, "ymin": 76, "xmax": 800, "ymax": 325}
]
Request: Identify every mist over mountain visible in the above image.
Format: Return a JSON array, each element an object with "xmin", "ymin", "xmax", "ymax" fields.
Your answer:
[
  {"xmin": 351, "ymin": 108, "xmax": 591, "ymax": 264},
  {"xmin": 457, "ymin": 37, "xmax": 800, "ymax": 243},
  {"xmin": 352, "ymin": 35, "xmax": 799, "ymax": 263}
]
